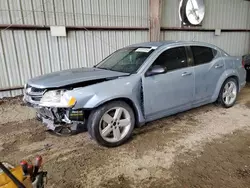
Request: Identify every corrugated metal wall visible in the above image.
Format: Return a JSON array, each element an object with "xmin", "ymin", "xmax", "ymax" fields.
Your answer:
[
  {"xmin": 161, "ymin": 31, "xmax": 250, "ymax": 56},
  {"xmin": 0, "ymin": 0, "xmax": 149, "ymax": 27},
  {"xmin": 161, "ymin": 0, "xmax": 250, "ymax": 57},
  {"xmin": 0, "ymin": 30, "xmax": 148, "ymax": 98},
  {"xmin": 0, "ymin": 0, "xmax": 149, "ymax": 98},
  {"xmin": 0, "ymin": 0, "xmax": 250, "ymax": 98},
  {"xmin": 162, "ymin": 0, "xmax": 250, "ymax": 29}
]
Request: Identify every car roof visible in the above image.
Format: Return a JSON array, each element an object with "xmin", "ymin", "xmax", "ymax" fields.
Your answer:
[
  {"xmin": 128, "ymin": 40, "xmax": 219, "ymax": 49},
  {"xmin": 127, "ymin": 40, "xmax": 229, "ymax": 55}
]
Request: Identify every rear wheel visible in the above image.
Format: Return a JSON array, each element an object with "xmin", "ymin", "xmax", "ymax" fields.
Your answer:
[
  {"xmin": 218, "ymin": 78, "xmax": 238, "ymax": 108},
  {"xmin": 87, "ymin": 101, "xmax": 135, "ymax": 147}
]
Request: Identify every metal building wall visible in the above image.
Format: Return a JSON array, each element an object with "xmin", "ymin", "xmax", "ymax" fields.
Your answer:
[
  {"xmin": 162, "ymin": 0, "xmax": 250, "ymax": 29},
  {"xmin": 0, "ymin": 0, "xmax": 149, "ymax": 98},
  {"xmin": 1, "ymin": 0, "xmax": 250, "ymax": 98},
  {"xmin": 0, "ymin": 0, "xmax": 149, "ymax": 27},
  {"xmin": 160, "ymin": 31, "xmax": 250, "ymax": 56},
  {"xmin": 161, "ymin": 0, "xmax": 250, "ymax": 56},
  {"xmin": 0, "ymin": 30, "xmax": 148, "ymax": 98}
]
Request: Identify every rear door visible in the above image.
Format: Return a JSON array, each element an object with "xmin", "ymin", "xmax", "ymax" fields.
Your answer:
[{"xmin": 189, "ymin": 46, "xmax": 225, "ymax": 103}]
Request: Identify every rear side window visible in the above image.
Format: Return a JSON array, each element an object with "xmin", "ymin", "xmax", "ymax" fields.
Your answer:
[
  {"xmin": 191, "ymin": 46, "xmax": 214, "ymax": 65},
  {"xmin": 152, "ymin": 47, "xmax": 187, "ymax": 71},
  {"xmin": 212, "ymin": 49, "xmax": 218, "ymax": 57}
]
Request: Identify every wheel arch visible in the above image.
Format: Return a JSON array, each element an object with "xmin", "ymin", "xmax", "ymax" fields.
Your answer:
[
  {"xmin": 217, "ymin": 75, "xmax": 239, "ymax": 108},
  {"xmin": 228, "ymin": 75, "xmax": 239, "ymax": 91},
  {"xmin": 219, "ymin": 75, "xmax": 239, "ymax": 93},
  {"xmin": 95, "ymin": 97, "xmax": 142, "ymax": 127},
  {"xmin": 82, "ymin": 96, "xmax": 144, "ymax": 127},
  {"xmin": 212, "ymin": 71, "xmax": 240, "ymax": 102}
]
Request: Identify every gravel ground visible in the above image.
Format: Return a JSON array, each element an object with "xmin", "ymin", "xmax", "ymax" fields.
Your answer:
[{"xmin": 1, "ymin": 85, "xmax": 250, "ymax": 187}]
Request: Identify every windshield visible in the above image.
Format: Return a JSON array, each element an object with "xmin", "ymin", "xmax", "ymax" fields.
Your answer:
[{"xmin": 96, "ymin": 47, "xmax": 155, "ymax": 74}]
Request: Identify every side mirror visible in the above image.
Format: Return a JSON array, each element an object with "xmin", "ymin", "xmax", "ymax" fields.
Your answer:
[{"xmin": 145, "ymin": 65, "xmax": 167, "ymax": 77}]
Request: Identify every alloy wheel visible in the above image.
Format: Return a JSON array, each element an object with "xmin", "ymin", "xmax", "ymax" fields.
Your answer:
[
  {"xmin": 99, "ymin": 107, "xmax": 131, "ymax": 143},
  {"xmin": 222, "ymin": 81, "xmax": 237, "ymax": 106}
]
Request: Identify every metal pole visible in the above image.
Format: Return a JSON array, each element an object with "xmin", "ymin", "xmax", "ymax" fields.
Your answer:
[{"xmin": 149, "ymin": 0, "xmax": 162, "ymax": 41}]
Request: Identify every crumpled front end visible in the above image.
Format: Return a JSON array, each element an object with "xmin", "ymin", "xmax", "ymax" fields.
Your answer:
[{"xmin": 23, "ymin": 84, "xmax": 86, "ymax": 134}]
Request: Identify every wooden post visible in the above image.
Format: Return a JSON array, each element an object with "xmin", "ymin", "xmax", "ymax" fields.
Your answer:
[{"xmin": 149, "ymin": 0, "xmax": 162, "ymax": 41}]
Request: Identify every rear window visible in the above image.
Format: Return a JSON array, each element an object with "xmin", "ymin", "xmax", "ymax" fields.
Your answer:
[{"xmin": 191, "ymin": 46, "xmax": 214, "ymax": 65}]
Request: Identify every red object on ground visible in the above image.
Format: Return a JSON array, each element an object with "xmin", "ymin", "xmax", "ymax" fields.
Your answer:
[
  {"xmin": 33, "ymin": 156, "xmax": 43, "ymax": 177},
  {"xmin": 20, "ymin": 160, "xmax": 28, "ymax": 175},
  {"xmin": 27, "ymin": 164, "xmax": 34, "ymax": 177}
]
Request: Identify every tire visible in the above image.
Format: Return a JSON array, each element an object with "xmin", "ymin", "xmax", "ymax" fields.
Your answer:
[
  {"xmin": 218, "ymin": 77, "xmax": 238, "ymax": 108},
  {"xmin": 87, "ymin": 101, "xmax": 135, "ymax": 147}
]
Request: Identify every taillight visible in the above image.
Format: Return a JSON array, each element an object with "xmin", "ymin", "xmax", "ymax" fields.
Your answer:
[{"xmin": 242, "ymin": 59, "xmax": 245, "ymax": 67}]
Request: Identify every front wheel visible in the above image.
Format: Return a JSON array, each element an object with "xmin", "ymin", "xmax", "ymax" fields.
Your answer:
[
  {"xmin": 218, "ymin": 78, "xmax": 238, "ymax": 108},
  {"xmin": 87, "ymin": 101, "xmax": 135, "ymax": 147}
]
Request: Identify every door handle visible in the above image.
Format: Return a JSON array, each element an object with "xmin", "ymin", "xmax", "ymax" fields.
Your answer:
[
  {"xmin": 181, "ymin": 72, "xmax": 192, "ymax": 76},
  {"xmin": 215, "ymin": 64, "xmax": 224, "ymax": 69}
]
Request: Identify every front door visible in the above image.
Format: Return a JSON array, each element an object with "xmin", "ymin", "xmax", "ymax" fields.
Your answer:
[{"xmin": 142, "ymin": 46, "xmax": 195, "ymax": 121}]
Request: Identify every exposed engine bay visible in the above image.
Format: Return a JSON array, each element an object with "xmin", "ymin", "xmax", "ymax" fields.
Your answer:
[{"xmin": 35, "ymin": 107, "xmax": 86, "ymax": 135}]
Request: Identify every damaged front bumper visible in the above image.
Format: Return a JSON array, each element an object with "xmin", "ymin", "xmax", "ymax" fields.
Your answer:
[
  {"xmin": 36, "ymin": 107, "xmax": 73, "ymax": 131},
  {"xmin": 23, "ymin": 93, "xmax": 86, "ymax": 133}
]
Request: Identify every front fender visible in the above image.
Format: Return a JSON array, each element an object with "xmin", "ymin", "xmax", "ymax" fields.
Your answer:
[
  {"xmin": 211, "ymin": 69, "xmax": 239, "ymax": 101},
  {"xmin": 66, "ymin": 75, "xmax": 145, "ymax": 124}
]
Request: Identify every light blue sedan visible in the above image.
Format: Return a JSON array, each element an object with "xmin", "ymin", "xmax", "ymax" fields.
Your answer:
[{"xmin": 24, "ymin": 41, "xmax": 246, "ymax": 147}]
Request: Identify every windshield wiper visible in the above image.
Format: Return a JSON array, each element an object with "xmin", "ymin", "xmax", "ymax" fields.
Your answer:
[{"xmin": 94, "ymin": 66, "xmax": 131, "ymax": 74}]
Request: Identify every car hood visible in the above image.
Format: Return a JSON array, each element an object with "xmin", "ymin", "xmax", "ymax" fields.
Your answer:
[{"xmin": 28, "ymin": 67, "xmax": 129, "ymax": 88}]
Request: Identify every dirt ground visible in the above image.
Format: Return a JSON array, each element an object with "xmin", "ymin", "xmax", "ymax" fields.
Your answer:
[{"xmin": 1, "ymin": 85, "xmax": 250, "ymax": 188}]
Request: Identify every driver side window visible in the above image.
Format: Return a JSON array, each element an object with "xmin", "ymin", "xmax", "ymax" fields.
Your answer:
[{"xmin": 151, "ymin": 47, "xmax": 188, "ymax": 72}]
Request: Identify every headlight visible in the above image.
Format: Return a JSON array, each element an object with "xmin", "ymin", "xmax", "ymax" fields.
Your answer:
[{"xmin": 40, "ymin": 90, "xmax": 76, "ymax": 108}]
